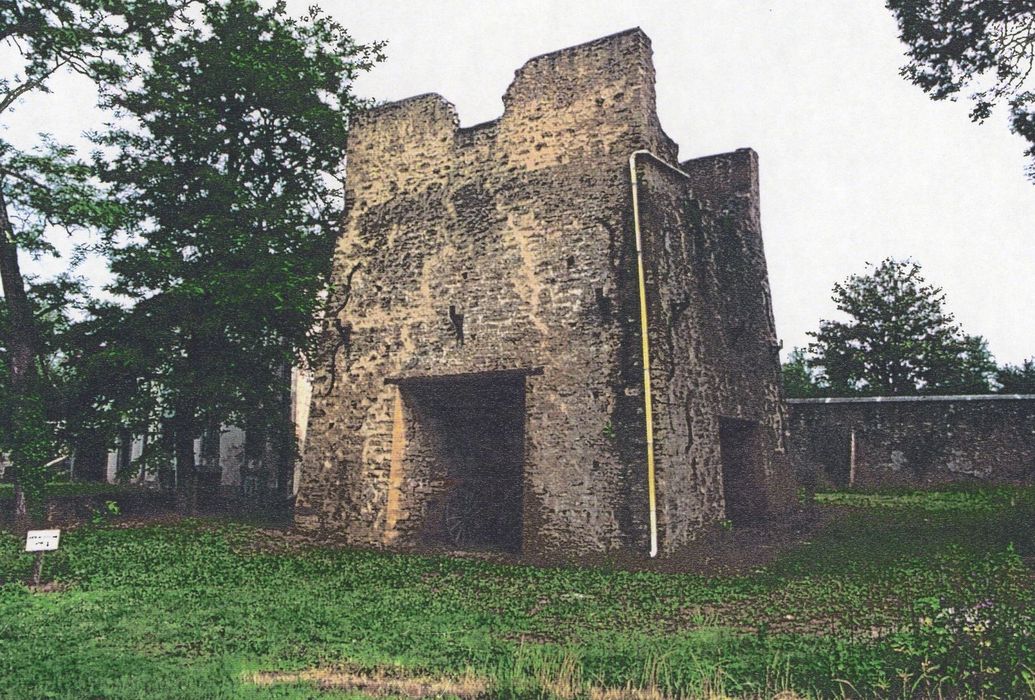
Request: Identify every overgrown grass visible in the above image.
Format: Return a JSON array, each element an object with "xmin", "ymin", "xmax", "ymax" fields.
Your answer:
[{"xmin": 1, "ymin": 487, "xmax": 1032, "ymax": 699}]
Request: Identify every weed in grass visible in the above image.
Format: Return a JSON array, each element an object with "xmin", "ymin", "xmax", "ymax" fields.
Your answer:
[{"xmin": 89, "ymin": 499, "xmax": 122, "ymax": 526}]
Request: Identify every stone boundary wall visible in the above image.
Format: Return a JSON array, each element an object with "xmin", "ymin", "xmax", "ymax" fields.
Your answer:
[{"xmin": 786, "ymin": 395, "xmax": 1035, "ymax": 488}]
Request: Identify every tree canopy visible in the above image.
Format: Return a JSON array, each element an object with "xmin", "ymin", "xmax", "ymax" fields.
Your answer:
[
  {"xmin": 887, "ymin": 1, "xmax": 1035, "ymax": 180},
  {"xmin": 93, "ymin": 0, "xmax": 383, "ymax": 509},
  {"xmin": 780, "ymin": 347, "xmax": 824, "ymax": 399},
  {"xmin": 788, "ymin": 258, "xmax": 997, "ymax": 397},
  {"xmin": 997, "ymin": 358, "xmax": 1035, "ymax": 393},
  {"xmin": 2, "ymin": 0, "xmax": 384, "ymax": 518},
  {"xmin": 1, "ymin": 0, "xmax": 194, "ymax": 523}
]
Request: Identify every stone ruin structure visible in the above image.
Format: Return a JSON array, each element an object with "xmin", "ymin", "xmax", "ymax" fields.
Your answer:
[{"xmin": 296, "ymin": 28, "xmax": 795, "ymax": 559}]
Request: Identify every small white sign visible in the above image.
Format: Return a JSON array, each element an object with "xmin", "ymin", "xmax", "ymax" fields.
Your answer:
[{"xmin": 25, "ymin": 529, "xmax": 60, "ymax": 552}]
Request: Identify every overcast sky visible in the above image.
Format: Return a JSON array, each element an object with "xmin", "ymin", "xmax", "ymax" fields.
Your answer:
[{"xmin": 9, "ymin": 1, "xmax": 1035, "ymax": 365}]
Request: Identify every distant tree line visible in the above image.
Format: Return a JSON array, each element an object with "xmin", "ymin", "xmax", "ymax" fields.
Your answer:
[{"xmin": 783, "ymin": 258, "xmax": 1033, "ymax": 398}]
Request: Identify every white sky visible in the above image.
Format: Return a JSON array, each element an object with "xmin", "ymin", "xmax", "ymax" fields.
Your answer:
[{"xmin": 8, "ymin": 1, "xmax": 1035, "ymax": 365}]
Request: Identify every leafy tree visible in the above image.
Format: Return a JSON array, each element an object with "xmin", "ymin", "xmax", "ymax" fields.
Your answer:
[
  {"xmin": 1, "ymin": 1, "xmax": 189, "ymax": 524},
  {"xmin": 95, "ymin": 0, "xmax": 384, "ymax": 511},
  {"xmin": 1, "ymin": 138, "xmax": 130, "ymax": 522},
  {"xmin": 806, "ymin": 258, "xmax": 996, "ymax": 396},
  {"xmin": 997, "ymin": 357, "xmax": 1035, "ymax": 393},
  {"xmin": 0, "ymin": 273, "xmax": 116, "ymax": 479},
  {"xmin": 887, "ymin": 1, "xmax": 1035, "ymax": 180},
  {"xmin": 781, "ymin": 347, "xmax": 825, "ymax": 398}
]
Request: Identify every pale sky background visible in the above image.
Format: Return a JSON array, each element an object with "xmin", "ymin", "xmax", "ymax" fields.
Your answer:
[{"xmin": 7, "ymin": 1, "xmax": 1035, "ymax": 365}]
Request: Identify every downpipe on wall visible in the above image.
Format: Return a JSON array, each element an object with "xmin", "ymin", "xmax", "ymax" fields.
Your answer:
[{"xmin": 628, "ymin": 150, "xmax": 693, "ymax": 558}]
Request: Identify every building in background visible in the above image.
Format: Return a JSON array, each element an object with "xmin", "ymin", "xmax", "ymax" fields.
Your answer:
[{"xmin": 92, "ymin": 368, "xmax": 313, "ymax": 500}]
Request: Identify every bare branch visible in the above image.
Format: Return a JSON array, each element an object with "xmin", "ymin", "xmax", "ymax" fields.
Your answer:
[{"xmin": 0, "ymin": 59, "xmax": 69, "ymax": 115}]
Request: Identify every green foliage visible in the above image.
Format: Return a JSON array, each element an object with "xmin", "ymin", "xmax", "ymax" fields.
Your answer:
[
  {"xmin": 998, "ymin": 357, "xmax": 1035, "ymax": 393},
  {"xmin": 806, "ymin": 258, "xmax": 997, "ymax": 396},
  {"xmin": 0, "ymin": 0, "xmax": 188, "ymax": 111},
  {"xmin": 90, "ymin": 0, "xmax": 385, "ymax": 497},
  {"xmin": 0, "ymin": 136, "xmax": 127, "ymax": 253},
  {"xmin": 6, "ymin": 393, "xmax": 53, "ymax": 521},
  {"xmin": 1, "ymin": 0, "xmax": 191, "ymax": 519},
  {"xmin": 816, "ymin": 485, "xmax": 1034, "ymax": 512},
  {"xmin": 887, "ymin": 1, "xmax": 1035, "ymax": 181},
  {"xmin": 88, "ymin": 499, "xmax": 121, "ymax": 526},
  {"xmin": 0, "ymin": 137, "xmax": 128, "ymax": 518},
  {"xmin": 781, "ymin": 346, "xmax": 825, "ymax": 398},
  {"xmin": 0, "ymin": 271, "xmax": 136, "ymax": 464},
  {"xmin": 891, "ymin": 546, "xmax": 1035, "ymax": 698},
  {"xmin": 1, "ymin": 487, "xmax": 1032, "ymax": 698}
]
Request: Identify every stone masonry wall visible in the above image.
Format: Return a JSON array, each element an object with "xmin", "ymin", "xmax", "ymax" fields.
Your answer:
[
  {"xmin": 296, "ymin": 28, "xmax": 793, "ymax": 557},
  {"xmin": 635, "ymin": 150, "xmax": 793, "ymax": 544},
  {"xmin": 787, "ymin": 396, "xmax": 1035, "ymax": 488}
]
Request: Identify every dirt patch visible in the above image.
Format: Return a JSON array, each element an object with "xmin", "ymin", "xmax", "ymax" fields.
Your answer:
[
  {"xmin": 250, "ymin": 668, "xmax": 487, "ymax": 698},
  {"xmin": 0, "ymin": 489, "xmax": 174, "ymax": 530},
  {"xmin": 240, "ymin": 505, "xmax": 838, "ymax": 575},
  {"xmin": 26, "ymin": 581, "xmax": 70, "ymax": 594},
  {"xmin": 250, "ymin": 667, "xmax": 806, "ymax": 699},
  {"xmin": 512, "ymin": 505, "xmax": 841, "ymax": 575}
]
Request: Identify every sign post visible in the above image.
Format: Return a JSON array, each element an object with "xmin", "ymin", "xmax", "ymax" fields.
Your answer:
[{"xmin": 24, "ymin": 529, "xmax": 60, "ymax": 587}]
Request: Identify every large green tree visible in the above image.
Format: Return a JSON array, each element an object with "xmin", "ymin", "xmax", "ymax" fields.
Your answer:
[
  {"xmin": 95, "ymin": 0, "xmax": 383, "ymax": 511},
  {"xmin": 887, "ymin": 1, "xmax": 1035, "ymax": 180},
  {"xmin": 805, "ymin": 258, "xmax": 996, "ymax": 396},
  {"xmin": 1, "ymin": 0, "xmax": 190, "ymax": 524}
]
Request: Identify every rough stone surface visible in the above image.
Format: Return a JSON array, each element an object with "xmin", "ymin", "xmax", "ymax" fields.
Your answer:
[
  {"xmin": 295, "ymin": 29, "xmax": 794, "ymax": 558},
  {"xmin": 787, "ymin": 396, "xmax": 1035, "ymax": 488}
]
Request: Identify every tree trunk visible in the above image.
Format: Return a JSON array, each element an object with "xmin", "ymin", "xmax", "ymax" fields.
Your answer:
[
  {"xmin": 272, "ymin": 362, "xmax": 295, "ymax": 500},
  {"xmin": 74, "ymin": 433, "xmax": 109, "ymax": 482},
  {"xmin": 0, "ymin": 190, "xmax": 36, "ymax": 397},
  {"xmin": 242, "ymin": 408, "xmax": 265, "ymax": 498},
  {"xmin": 274, "ymin": 413, "xmax": 294, "ymax": 500},
  {"xmin": 1, "ymin": 186, "xmax": 43, "ymax": 528},
  {"xmin": 172, "ymin": 402, "xmax": 198, "ymax": 514},
  {"xmin": 277, "ymin": 360, "xmax": 293, "ymax": 497},
  {"xmin": 116, "ymin": 428, "xmax": 132, "ymax": 482},
  {"xmin": 12, "ymin": 485, "xmax": 28, "ymax": 531},
  {"xmin": 138, "ymin": 426, "xmax": 149, "ymax": 482},
  {"xmin": 157, "ymin": 417, "xmax": 176, "ymax": 491}
]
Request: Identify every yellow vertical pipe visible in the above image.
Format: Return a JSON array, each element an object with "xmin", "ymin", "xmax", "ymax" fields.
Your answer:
[{"xmin": 629, "ymin": 151, "xmax": 658, "ymax": 558}]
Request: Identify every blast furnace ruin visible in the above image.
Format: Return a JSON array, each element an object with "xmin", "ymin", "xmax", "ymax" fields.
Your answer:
[{"xmin": 296, "ymin": 28, "xmax": 795, "ymax": 558}]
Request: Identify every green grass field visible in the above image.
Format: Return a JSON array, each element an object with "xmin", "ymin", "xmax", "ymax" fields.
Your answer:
[{"xmin": 1, "ymin": 487, "xmax": 1033, "ymax": 699}]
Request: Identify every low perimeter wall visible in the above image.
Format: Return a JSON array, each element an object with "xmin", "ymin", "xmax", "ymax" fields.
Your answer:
[{"xmin": 787, "ymin": 395, "xmax": 1035, "ymax": 488}]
